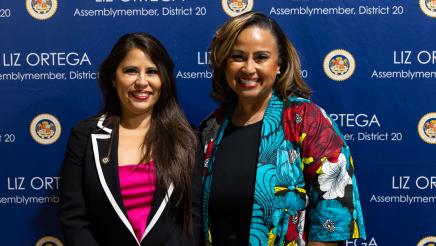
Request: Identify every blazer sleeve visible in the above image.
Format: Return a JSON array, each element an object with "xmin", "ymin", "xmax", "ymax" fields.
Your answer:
[
  {"xmin": 59, "ymin": 124, "xmax": 99, "ymax": 246},
  {"xmin": 285, "ymin": 101, "xmax": 366, "ymax": 242},
  {"xmin": 190, "ymin": 133, "xmax": 204, "ymax": 246}
]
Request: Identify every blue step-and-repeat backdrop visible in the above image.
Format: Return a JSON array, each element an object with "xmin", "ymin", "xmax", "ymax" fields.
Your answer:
[{"xmin": 0, "ymin": 0, "xmax": 435, "ymax": 245}]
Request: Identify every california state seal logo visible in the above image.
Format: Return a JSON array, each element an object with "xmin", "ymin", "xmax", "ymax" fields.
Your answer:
[
  {"xmin": 30, "ymin": 113, "xmax": 62, "ymax": 145},
  {"xmin": 323, "ymin": 49, "xmax": 356, "ymax": 81},
  {"xmin": 418, "ymin": 113, "xmax": 436, "ymax": 144},
  {"xmin": 222, "ymin": 0, "xmax": 253, "ymax": 17},
  {"xmin": 35, "ymin": 236, "xmax": 63, "ymax": 246},
  {"xmin": 26, "ymin": 0, "xmax": 58, "ymax": 20},
  {"xmin": 417, "ymin": 236, "xmax": 436, "ymax": 246},
  {"xmin": 420, "ymin": 0, "xmax": 436, "ymax": 18}
]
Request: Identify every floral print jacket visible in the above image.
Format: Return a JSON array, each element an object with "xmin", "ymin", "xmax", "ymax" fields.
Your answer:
[{"xmin": 199, "ymin": 93, "xmax": 366, "ymax": 245}]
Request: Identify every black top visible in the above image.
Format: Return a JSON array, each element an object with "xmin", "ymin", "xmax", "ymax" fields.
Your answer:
[{"xmin": 209, "ymin": 120, "xmax": 262, "ymax": 246}]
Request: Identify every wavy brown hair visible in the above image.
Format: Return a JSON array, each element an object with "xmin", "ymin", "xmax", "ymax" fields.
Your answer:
[
  {"xmin": 210, "ymin": 11, "xmax": 312, "ymax": 104},
  {"xmin": 98, "ymin": 32, "xmax": 197, "ymax": 232}
]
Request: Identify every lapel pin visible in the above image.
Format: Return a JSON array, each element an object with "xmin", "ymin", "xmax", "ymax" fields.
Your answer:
[
  {"xmin": 102, "ymin": 157, "xmax": 110, "ymax": 164},
  {"xmin": 294, "ymin": 113, "xmax": 302, "ymax": 124}
]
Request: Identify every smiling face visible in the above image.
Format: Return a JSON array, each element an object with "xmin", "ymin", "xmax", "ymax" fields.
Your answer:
[
  {"xmin": 225, "ymin": 26, "xmax": 281, "ymax": 105},
  {"xmin": 114, "ymin": 48, "xmax": 161, "ymax": 119}
]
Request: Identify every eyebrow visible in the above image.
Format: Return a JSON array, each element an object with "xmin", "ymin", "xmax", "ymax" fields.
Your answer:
[
  {"xmin": 120, "ymin": 65, "xmax": 158, "ymax": 69},
  {"xmin": 121, "ymin": 65, "xmax": 137, "ymax": 70},
  {"xmin": 231, "ymin": 49, "xmax": 272, "ymax": 55}
]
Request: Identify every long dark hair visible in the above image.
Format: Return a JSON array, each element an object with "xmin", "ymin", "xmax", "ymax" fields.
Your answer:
[
  {"xmin": 210, "ymin": 11, "xmax": 312, "ymax": 104},
  {"xmin": 98, "ymin": 32, "xmax": 197, "ymax": 232}
]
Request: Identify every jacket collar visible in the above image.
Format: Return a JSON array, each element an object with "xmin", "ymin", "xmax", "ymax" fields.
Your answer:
[
  {"xmin": 97, "ymin": 114, "xmax": 112, "ymax": 134},
  {"xmin": 91, "ymin": 114, "xmax": 174, "ymax": 245}
]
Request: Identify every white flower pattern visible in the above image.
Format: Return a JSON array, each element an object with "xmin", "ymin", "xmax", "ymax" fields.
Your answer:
[
  {"xmin": 288, "ymin": 148, "xmax": 299, "ymax": 164},
  {"xmin": 318, "ymin": 153, "xmax": 352, "ymax": 199},
  {"xmin": 297, "ymin": 211, "xmax": 306, "ymax": 246}
]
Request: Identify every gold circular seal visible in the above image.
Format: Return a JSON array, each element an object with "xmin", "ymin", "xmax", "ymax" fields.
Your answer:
[
  {"xmin": 30, "ymin": 113, "xmax": 62, "ymax": 145},
  {"xmin": 26, "ymin": 0, "xmax": 58, "ymax": 20},
  {"xmin": 419, "ymin": 0, "xmax": 436, "ymax": 18},
  {"xmin": 35, "ymin": 236, "xmax": 63, "ymax": 246},
  {"xmin": 418, "ymin": 112, "xmax": 436, "ymax": 144},
  {"xmin": 323, "ymin": 49, "xmax": 356, "ymax": 81},
  {"xmin": 417, "ymin": 236, "xmax": 436, "ymax": 246},
  {"xmin": 221, "ymin": 0, "xmax": 253, "ymax": 17}
]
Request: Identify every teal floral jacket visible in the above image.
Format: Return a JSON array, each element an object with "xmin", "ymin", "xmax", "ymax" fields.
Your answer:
[{"xmin": 199, "ymin": 93, "xmax": 366, "ymax": 245}]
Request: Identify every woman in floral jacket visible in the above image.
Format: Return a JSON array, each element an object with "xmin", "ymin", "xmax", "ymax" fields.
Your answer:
[{"xmin": 198, "ymin": 12, "xmax": 366, "ymax": 246}]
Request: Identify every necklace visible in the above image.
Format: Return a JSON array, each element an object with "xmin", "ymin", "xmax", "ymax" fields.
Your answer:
[{"xmin": 232, "ymin": 109, "xmax": 265, "ymax": 126}]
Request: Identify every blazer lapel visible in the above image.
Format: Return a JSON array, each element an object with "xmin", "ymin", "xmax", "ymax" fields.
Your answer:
[
  {"xmin": 91, "ymin": 115, "xmax": 140, "ymax": 245},
  {"xmin": 248, "ymin": 93, "xmax": 285, "ymax": 244},
  {"xmin": 140, "ymin": 182, "xmax": 174, "ymax": 242}
]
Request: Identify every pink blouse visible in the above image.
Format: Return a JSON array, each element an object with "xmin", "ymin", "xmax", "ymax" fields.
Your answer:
[{"xmin": 118, "ymin": 161, "xmax": 156, "ymax": 241}]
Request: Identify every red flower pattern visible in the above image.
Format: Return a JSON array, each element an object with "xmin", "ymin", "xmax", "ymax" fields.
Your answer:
[{"xmin": 283, "ymin": 102, "xmax": 343, "ymax": 185}]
